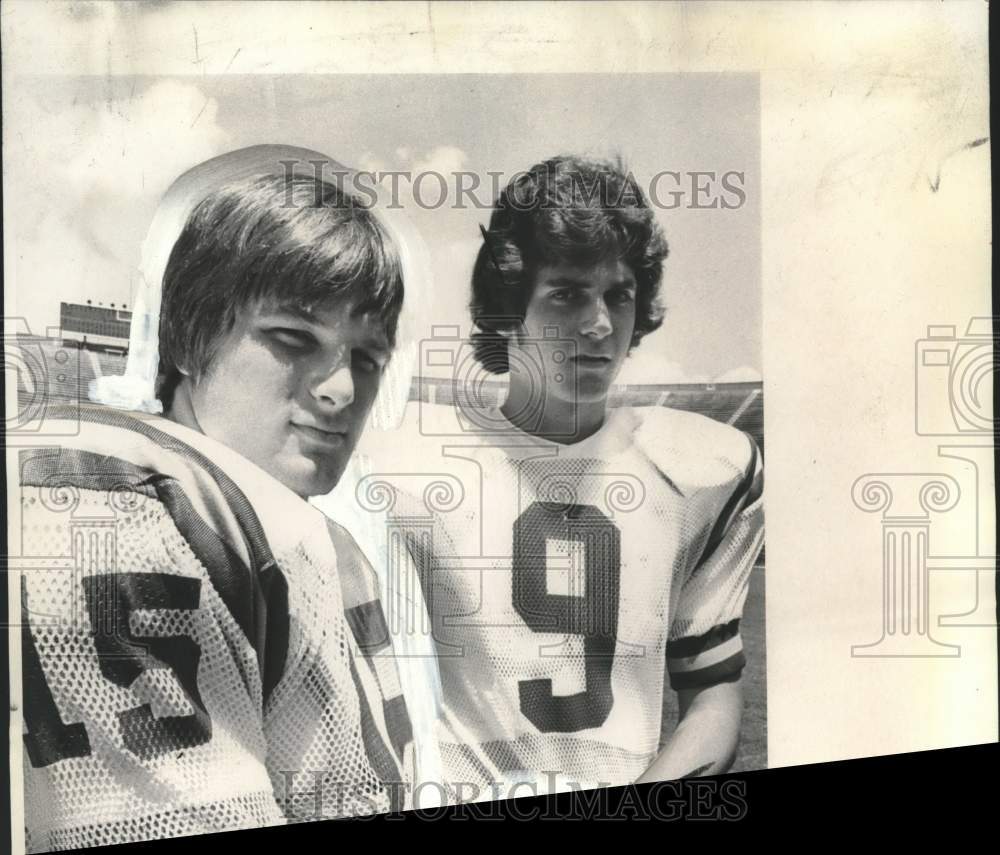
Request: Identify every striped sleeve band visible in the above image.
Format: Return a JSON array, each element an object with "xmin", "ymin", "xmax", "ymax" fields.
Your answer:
[
  {"xmin": 693, "ymin": 434, "xmax": 762, "ymax": 573},
  {"xmin": 666, "ymin": 618, "xmax": 745, "ymax": 690}
]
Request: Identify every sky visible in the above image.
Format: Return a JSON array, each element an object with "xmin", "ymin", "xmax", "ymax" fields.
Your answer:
[{"xmin": 6, "ymin": 72, "xmax": 760, "ymax": 384}]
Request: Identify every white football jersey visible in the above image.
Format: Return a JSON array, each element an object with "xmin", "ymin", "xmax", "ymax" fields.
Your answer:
[
  {"xmin": 18, "ymin": 405, "xmax": 413, "ymax": 851},
  {"xmin": 353, "ymin": 403, "xmax": 763, "ymax": 794}
]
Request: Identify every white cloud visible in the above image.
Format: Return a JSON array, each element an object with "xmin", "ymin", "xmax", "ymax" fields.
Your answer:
[
  {"xmin": 8, "ymin": 79, "xmax": 231, "ymax": 330},
  {"xmin": 412, "ymin": 145, "xmax": 468, "ymax": 177},
  {"xmin": 16, "ymin": 80, "xmax": 229, "ymax": 211},
  {"xmin": 357, "ymin": 146, "xmax": 469, "ymax": 209},
  {"xmin": 617, "ymin": 351, "xmax": 762, "ymax": 386},
  {"xmin": 616, "ymin": 351, "xmax": 710, "ymax": 385},
  {"xmin": 358, "ymin": 152, "xmax": 390, "ymax": 175},
  {"xmin": 714, "ymin": 365, "xmax": 763, "ymax": 383}
]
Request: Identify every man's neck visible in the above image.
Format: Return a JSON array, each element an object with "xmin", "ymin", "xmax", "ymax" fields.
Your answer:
[
  {"xmin": 501, "ymin": 381, "xmax": 608, "ymax": 446},
  {"xmin": 163, "ymin": 380, "xmax": 202, "ymax": 435}
]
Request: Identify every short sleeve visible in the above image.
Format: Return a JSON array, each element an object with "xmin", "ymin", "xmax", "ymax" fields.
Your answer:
[
  {"xmin": 19, "ymin": 481, "xmax": 285, "ymax": 852},
  {"xmin": 315, "ymin": 466, "xmax": 444, "ymax": 793},
  {"xmin": 667, "ymin": 437, "xmax": 764, "ymax": 690}
]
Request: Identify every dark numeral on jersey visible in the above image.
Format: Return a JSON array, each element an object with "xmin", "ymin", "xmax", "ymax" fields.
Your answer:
[
  {"xmin": 512, "ymin": 502, "xmax": 621, "ymax": 733},
  {"xmin": 22, "ymin": 573, "xmax": 212, "ymax": 768},
  {"xmin": 22, "ymin": 581, "xmax": 92, "ymax": 767},
  {"xmin": 83, "ymin": 574, "xmax": 211, "ymax": 760}
]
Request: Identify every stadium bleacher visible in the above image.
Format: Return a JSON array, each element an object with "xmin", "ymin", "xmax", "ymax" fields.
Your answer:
[
  {"xmin": 12, "ymin": 337, "xmax": 764, "ymax": 452},
  {"xmin": 12, "ymin": 336, "xmax": 86, "ymax": 409}
]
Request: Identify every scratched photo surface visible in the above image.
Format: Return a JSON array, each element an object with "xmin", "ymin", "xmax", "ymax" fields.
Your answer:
[{"xmin": 5, "ymin": 33, "xmax": 764, "ymax": 854}]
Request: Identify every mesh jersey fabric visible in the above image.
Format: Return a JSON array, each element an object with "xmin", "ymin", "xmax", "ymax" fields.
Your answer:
[
  {"xmin": 19, "ymin": 404, "xmax": 413, "ymax": 852},
  {"xmin": 313, "ymin": 455, "xmax": 446, "ymax": 797},
  {"xmin": 351, "ymin": 403, "xmax": 763, "ymax": 796}
]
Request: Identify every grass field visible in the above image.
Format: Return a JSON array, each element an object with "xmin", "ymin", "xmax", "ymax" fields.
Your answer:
[{"xmin": 660, "ymin": 564, "xmax": 767, "ymax": 772}]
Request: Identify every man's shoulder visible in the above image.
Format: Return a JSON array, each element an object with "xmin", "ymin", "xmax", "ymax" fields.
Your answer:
[
  {"xmin": 623, "ymin": 405, "xmax": 759, "ymax": 494},
  {"xmin": 362, "ymin": 401, "xmax": 505, "ymax": 462},
  {"xmin": 400, "ymin": 400, "xmax": 495, "ymax": 442},
  {"xmin": 19, "ymin": 404, "xmax": 272, "ymax": 520},
  {"xmin": 17, "ymin": 403, "xmax": 328, "ymax": 573},
  {"xmin": 19, "ymin": 404, "xmax": 213, "ymax": 491}
]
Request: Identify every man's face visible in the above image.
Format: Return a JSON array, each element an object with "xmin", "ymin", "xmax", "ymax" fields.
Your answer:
[
  {"xmin": 511, "ymin": 257, "xmax": 637, "ymax": 411},
  {"xmin": 186, "ymin": 297, "xmax": 392, "ymax": 498}
]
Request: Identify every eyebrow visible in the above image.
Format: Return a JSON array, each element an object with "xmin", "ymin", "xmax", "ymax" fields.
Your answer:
[
  {"xmin": 266, "ymin": 304, "xmax": 321, "ymax": 324},
  {"xmin": 263, "ymin": 304, "xmax": 391, "ymax": 350},
  {"xmin": 541, "ymin": 276, "xmax": 636, "ymax": 290},
  {"xmin": 269, "ymin": 303, "xmax": 385, "ymax": 326},
  {"xmin": 356, "ymin": 334, "xmax": 392, "ymax": 354}
]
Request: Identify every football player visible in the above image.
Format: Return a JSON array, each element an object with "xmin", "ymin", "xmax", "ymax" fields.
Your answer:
[
  {"xmin": 19, "ymin": 147, "xmax": 418, "ymax": 850},
  {"xmin": 356, "ymin": 155, "xmax": 763, "ymax": 797}
]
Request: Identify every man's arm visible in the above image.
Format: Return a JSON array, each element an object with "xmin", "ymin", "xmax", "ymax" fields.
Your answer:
[
  {"xmin": 641, "ymin": 427, "xmax": 763, "ymax": 785},
  {"xmin": 635, "ymin": 678, "xmax": 743, "ymax": 784}
]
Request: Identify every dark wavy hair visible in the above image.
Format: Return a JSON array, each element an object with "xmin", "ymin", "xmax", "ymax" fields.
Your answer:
[
  {"xmin": 470, "ymin": 155, "xmax": 667, "ymax": 374},
  {"xmin": 157, "ymin": 172, "xmax": 404, "ymax": 409}
]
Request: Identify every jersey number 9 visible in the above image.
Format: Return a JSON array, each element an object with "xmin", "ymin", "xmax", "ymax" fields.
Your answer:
[{"xmin": 512, "ymin": 502, "xmax": 621, "ymax": 733}]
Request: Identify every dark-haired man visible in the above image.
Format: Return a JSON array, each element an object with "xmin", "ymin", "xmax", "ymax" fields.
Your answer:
[
  {"xmin": 358, "ymin": 155, "xmax": 763, "ymax": 797},
  {"xmin": 157, "ymin": 171, "xmax": 401, "ymax": 498},
  {"xmin": 19, "ymin": 149, "xmax": 416, "ymax": 851}
]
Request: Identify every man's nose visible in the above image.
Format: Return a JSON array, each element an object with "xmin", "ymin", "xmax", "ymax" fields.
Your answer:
[
  {"xmin": 580, "ymin": 300, "xmax": 613, "ymax": 339},
  {"xmin": 311, "ymin": 357, "xmax": 355, "ymax": 409}
]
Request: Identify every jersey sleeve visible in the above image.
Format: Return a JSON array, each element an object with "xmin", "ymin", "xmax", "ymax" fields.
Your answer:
[
  {"xmin": 316, "ymin": 467, "xmax": 444, "ymax": 795},
  {"xmin": 666, "ymin": 434, "xmax": 764, "ymax": 691},
  {"xmin": 19, "ymin": 470, "xmax": 285, "ymax": 852}
]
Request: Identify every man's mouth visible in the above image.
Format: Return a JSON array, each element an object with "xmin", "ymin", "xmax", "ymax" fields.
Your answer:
[
  {"xmin": 571, "ymin": 355, "xmax": 613, "ymax": 366},
  {"xmin": 292, "ymin": 423, "xmax": 349, "ymax": 446}
]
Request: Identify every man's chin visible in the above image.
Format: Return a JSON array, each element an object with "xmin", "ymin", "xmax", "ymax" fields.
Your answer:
[
  {"xmin": 270, "ymin": 457, "xmax": 345, "ymax": 500},
  {"xmin": 554, "ymin": 377, "xmax": 612, "ymax": 406}
]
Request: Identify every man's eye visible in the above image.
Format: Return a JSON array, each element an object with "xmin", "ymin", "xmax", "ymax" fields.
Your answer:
[
  {"xmin": 549, "ymin": 289, "xmax": 577, "ymax": 303},
  {"xmin": 608, "ymin": 290, "xmax": 636, "ymax": 306},
  {"xmin": 353, "ymin": 350, "xmax": 383, "ymax": 373},
  {"xmin": 267, "ymin": 329, "xmax": 313, "ymax": 350}
]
